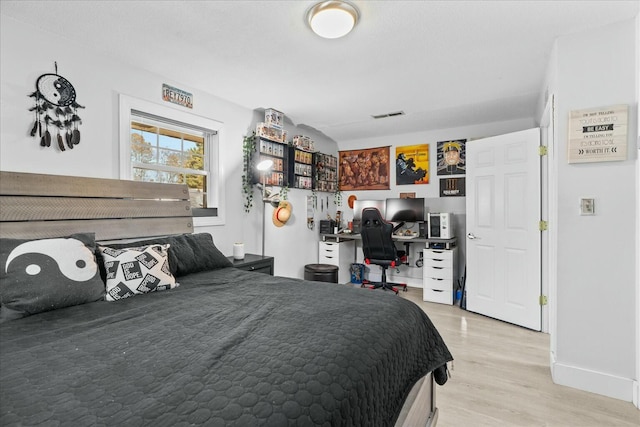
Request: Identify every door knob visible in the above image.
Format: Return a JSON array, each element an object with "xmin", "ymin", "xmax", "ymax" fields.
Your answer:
[{"xmin": 467, "ymin": 233, "xmax": 478, "ymax": 240}]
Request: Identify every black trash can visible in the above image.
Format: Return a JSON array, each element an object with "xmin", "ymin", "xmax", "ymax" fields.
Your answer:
[{"xmin": 304, "ymin": 264, "xmax": 339, "ymax": 283}]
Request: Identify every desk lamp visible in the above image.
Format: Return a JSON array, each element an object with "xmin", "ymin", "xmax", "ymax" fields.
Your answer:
[{"xmin": 256, "ymin": 159, "xmax": 273, "ymax": 257}]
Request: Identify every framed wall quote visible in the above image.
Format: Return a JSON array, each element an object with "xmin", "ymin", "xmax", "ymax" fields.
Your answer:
[{"xmin": 568, "ymin": 104, "xmax": 628, "ymax": 163}]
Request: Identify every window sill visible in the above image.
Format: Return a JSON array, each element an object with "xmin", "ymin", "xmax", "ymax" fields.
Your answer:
[
  {"xmin": 193, "ymin": 215, "xmax": 224, "ymax": 228},
  {"xmin": 192, "ymin": 207, "xmax": 223, "ymax": 227}
]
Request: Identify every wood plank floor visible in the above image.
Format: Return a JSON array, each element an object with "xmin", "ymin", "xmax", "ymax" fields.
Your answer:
[{"xmin": 400, "ymin": 287, "xmax": 640, "ymax": 427}]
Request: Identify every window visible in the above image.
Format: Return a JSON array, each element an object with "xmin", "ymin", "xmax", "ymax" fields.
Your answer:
[
  {"xmin": 130, "ymin": 113, "xmax": 212, "ymax": 210},
  {"xmin": 119, "ymin": 95, "xmax": 224, "ymax": 226}
]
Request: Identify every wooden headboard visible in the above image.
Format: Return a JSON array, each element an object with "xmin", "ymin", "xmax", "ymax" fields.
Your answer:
[{"xmin": 0, "ymin": 171, "xmax": 193, "ymax": 240}]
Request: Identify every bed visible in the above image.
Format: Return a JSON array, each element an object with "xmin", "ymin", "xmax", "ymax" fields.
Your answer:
[{"xmin": 0, "ymin": 171, "xmax": 453, "ymax": 426}]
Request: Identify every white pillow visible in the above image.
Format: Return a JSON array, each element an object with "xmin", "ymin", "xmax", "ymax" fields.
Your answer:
[{"xmin": 98, "ymin": 244, "xmax": 178, "ymax": 301}]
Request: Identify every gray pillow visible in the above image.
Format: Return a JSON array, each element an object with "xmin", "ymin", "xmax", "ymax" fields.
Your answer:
[
  {"xmin": 0, "ymin": 233, "xmax": 105, "ymax": 322},
  {"xmin": 98, "ymin": 233, "xmax": 232, "ymax": 277}
]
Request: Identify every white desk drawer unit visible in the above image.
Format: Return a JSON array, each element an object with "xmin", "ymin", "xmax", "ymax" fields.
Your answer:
[
  {"xmin": 319, "ymin": 241, "xmax": 338, "ymax": 261},
  {"xmin": 318, "ymin": 241, "xmax": 354, "ymax": 284},
  {"xmin": 423, "ymin": 247, "xmax": 457, "ymax": 305}
]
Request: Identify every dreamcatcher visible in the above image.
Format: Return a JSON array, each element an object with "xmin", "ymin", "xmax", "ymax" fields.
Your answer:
[{"xmin": 28, "ymin": 63, "xmax": 84, "ymax": 151}]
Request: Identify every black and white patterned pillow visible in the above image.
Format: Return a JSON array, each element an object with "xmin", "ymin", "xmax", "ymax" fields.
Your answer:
[
  {"xmin": 98, "ymin": 244, "xmax": 178, "ymax": 301},
  {"xmin": 97, "ymin": 233, "xmax": 233, "ymax": 278}
]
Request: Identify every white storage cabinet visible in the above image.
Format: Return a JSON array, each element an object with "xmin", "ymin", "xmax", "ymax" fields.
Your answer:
[
  {"xmin": 423, "ymin": 247, "xmax": 458, "ymax": 305},
  {"xmin": 319, "ymin": 241, "xmax": 354, "ymax": 284}
]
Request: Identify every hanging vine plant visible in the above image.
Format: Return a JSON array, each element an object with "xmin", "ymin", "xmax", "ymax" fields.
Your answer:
[
  {"xmin": 279, "ymin": 185, "xmax": 289, "ymax": 201},
  {"xmin": 242, "ymin": 132, "xmax": 256, "ymax": 213}
]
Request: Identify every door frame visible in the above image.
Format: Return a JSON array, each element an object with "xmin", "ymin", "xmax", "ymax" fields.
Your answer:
[
  {"xmin": 542, "ymin": 94, "xmax": 559, "ymax": 375},
  {"xmin": 635, "ymin": 15, "xmax": 640, "ymax": 408},
  {"xmin": 541, "ymin": 95, "xmax": 555, "ymax": 336}
]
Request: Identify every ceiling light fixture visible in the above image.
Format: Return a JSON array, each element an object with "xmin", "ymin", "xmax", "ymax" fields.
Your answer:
[{"xmin": 307, "ymin": 1, "xmax": 359, "ymax": 39}]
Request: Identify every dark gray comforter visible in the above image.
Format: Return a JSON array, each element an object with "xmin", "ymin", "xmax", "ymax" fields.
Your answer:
[{"xmin": 0, "ymin": 268, "xmax": 452, "ymax": 426}]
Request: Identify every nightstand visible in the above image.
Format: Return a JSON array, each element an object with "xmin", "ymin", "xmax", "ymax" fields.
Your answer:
[{"xmin": 227, "ymin": 254, "xmax": 274, "ymax": 275}]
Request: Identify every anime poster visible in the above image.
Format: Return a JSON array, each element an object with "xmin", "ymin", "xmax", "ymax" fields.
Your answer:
[
  {"xmin": 338, "ymin": 146, "xmax": 390, "ymax": 191},
  {"xmin": 395, "ymin": 144, "xmax": 429, "ymax": 185},
  {"xmin": 437, "ymin": 139, "xmax": 466, "ymax": 175}
]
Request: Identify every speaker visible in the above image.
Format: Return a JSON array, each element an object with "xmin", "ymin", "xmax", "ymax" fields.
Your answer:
[
  {"xmin": 419, "ymin": 221, "xmax": 426, "ymax": 238},
  {"xmin": 319, "ymin": 220, "xmax": 336, "ymax": 234}
]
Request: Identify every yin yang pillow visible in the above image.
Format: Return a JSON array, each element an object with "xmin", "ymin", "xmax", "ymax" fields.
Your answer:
[{"xmin": 0, "ymin": 233, "xmax": 105, "ymax": 322}]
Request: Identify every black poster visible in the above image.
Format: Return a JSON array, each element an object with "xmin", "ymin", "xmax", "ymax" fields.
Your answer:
[{"xmin": 439, "ymin": 177, "xmax": 465, "ymax": 197}]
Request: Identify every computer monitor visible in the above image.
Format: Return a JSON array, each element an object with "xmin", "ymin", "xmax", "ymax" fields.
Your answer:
[
  {"xmin": 384, "ymin": 198, "xmax": 425, "ymax": 223},
  {"xmin": 353, "ymin": 199, "xmax": 386, "ymax": 220}
]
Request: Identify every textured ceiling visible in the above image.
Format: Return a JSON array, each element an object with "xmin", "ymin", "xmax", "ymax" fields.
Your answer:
[{"xmin": 2, "ymin": 0, "xmax": 638, "ymax": 141}]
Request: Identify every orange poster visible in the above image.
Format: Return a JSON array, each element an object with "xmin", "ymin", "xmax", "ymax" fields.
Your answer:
[
  {"xmin": 339, "ymin": 146, "xmax": 390, "ymax": 191},
  {"xmin": 395, "ymin": 144, "xmax": 429, "ymax": 185}
]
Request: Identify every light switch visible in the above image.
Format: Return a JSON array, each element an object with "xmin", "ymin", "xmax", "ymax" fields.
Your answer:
[{"xmin": 580, "ymin": 198, "xmax": 595, "ymax": 215}]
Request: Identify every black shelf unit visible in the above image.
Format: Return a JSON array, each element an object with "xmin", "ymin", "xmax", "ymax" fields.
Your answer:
[
  {"xmin": 313, "ymin": 152, "xmax": 338, "ymax": 192},
  {"xmin": 288, "ymin": 146, "xmax": 314, "ymax": 190},
  {"xmin": 255, "ymin": 136, "xmax": 288, "ymax": 187}
]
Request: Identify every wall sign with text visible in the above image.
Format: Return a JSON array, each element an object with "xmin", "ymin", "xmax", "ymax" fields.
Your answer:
[
  {"xmin": 162, "ymin": 84, "xmax": 193, "ymax": 109},
  {"xmin": 439, "ymin": 177, "xmax": 465, "ymax": 197},
  {"xmin": 568, "ymin": 105, "xmax": 627, "ymax": 163}
]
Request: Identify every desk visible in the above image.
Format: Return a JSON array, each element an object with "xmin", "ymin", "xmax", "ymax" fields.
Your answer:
[
  {"xmin": 321, "ymin": 233, "xmax": 456, "ymax": 246},
  {"xmin": 320, "ymin": 233, "xmax": 457, "ymax": 259},
  {"xmin": 320, "ymin": 233, "xmax": 458, "ymax": 287},
  {"xmin": 320, "ymin": 233, "xmax": 457, "ymax": 274}
]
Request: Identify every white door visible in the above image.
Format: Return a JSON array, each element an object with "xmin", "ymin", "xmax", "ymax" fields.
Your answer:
[{"xmin": 466, "ymin": 128, "xmax": 541, "ymax": 331}]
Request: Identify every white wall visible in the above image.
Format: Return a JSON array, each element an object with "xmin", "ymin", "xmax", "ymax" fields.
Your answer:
[
  {"xmin": 337, "ymin": 118, "xmax": 535, "ymax": 285},
  {"xmin": 248, "ymin": 110, "xmax": 341, "ymax": 279},
  {"xmin": 545, "ymin": 18, "xmax": 638, "ymax": 402},
  {"xmin": 0, "ymin": 14, "xmax": 338, "ymax": 278},
  {"xmin": 635, "ymin": 13, "xmax": 640, "ymax": 409},
  {"xmin": 337, "ymin": 118, "xmax": 535, "ymax": 204}
]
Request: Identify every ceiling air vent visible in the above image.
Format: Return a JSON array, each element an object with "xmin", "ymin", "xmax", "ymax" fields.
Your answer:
[{"xmin": 372, "ymin": 111, "xmax": 405, "ymax": 119}]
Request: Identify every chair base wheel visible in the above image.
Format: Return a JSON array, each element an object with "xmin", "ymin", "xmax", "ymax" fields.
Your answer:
[{"xmin": 361, "ymin": 279, "xmax": 405, "ymax": 295}]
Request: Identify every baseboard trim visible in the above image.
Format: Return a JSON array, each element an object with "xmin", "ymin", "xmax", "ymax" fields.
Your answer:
[
  {"xmin": 551, "ymin": 360, "xmax": 635, "ymax": 402},
  {"xmin": 633, "ymin": 380, "xmax": 639, "ymax": 409}
]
